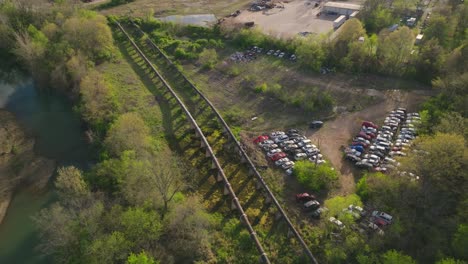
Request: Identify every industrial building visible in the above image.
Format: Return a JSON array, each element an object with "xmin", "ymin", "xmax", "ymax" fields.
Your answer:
[{"xmin": 323, "ymin": 2, "xmax": 361, "ymax": 16}]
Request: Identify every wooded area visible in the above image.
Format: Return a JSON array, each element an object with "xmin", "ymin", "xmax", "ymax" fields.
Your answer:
[{"xmin": 0, "ymin": 0, "xmax": 466, "ymax": 263}]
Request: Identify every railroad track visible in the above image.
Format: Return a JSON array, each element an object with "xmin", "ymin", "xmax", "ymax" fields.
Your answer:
[{"xmin": 113, "ymin": 19, "xmax": 317, "ymax": 264}]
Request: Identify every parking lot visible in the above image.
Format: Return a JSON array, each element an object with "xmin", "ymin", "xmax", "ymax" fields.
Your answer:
[
  {"xmin": 230, "ymin": 45, "xmax": 296, "ymax": 63},
  {"xmin": 253, "ymin": 127, "xmax": 325, "ymax": 175},
  {"xmin": 227, "ymin": 0, "xmax": 337, "ymax": 38},
  {"xmin": 344, "ymin": 108, "xmax": 421, "ymax": 180}
]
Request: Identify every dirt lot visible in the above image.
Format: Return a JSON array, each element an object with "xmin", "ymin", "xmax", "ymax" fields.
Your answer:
[
  {"xmin": 227, "ymin": 0, "xmax": 364, "ymax": 38},
  {"xmin": 307, "ymin": 89, "xmax": 432, "ymax": 195},
  {"xmin": 186, "ymin": 58, "xmax": 433, "ymax": 196},
  {"xmin": 97, "ymin": 0, "xmax": 252, "ymax": 17}
]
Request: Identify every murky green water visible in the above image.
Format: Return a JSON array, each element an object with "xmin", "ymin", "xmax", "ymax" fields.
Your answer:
[{"xmin": 0, "ymin": 71, "xmax": 91, "ymax": 264}]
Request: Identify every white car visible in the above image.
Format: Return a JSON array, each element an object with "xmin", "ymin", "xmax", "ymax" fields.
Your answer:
[
  {"xmin": 259, "ymin": 140, "xmax": 274, "ymax": 147},
  {"xmin": 270, "ymin": 131, "xmax": 285, "ymax": 138},
  {"xmin": 294, "ymin": 153, "xmax": 308, "ymax": 160},
  {"xmin": 267, "ymin": 148, "xmax": 282, "ymax": 157},
  {"xmin": 329, "ymin": 217, "xmax": 345, "ymax": 229},
  {"xmin": 275, "ymin": 157, "xmax": 289, "ymax": 166},
  {"xmin": 282, "ymin": 161, "xmax": 295, "ymax": 169}
]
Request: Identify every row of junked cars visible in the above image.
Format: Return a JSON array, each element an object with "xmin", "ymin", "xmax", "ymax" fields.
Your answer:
[
  {"xmin": 295, "ymin": 192, "xmax": 393, "ymax": 234},
  {"xmin": 345, "ymin": 108, "xmax": 421, "ymax": 176},
  {"xmin": 253, "ymin": 129, "xmax": 325, "ymax": 175},
  {"xmin": 230, "ymin": 46, "xmax": 297, "ymax": 63}
]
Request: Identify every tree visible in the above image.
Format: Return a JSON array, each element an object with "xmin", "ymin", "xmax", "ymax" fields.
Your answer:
[
  {"xmin": 104, "ymin": 112, "xmax": 152, "ymax": 157},
  {"xmin": 62, "ymin": 11, "xmax": 114, "ymax": 61},
  {"xmin": 434, "ymin": 112, "xmax": 468, "ymax": 139},
  {"xmin": 436, "ymin": 258, "xmax": 467, "ymax": 264},
  {"xmin": 55, "ymin": 166, "xmax": 89, "ymax": 208},
  {"xmin": 88, "ymin": 231, "xmax": 133, "ymax": 264},
  {"xmin": 80, "ymin": 70, "xmax": 117, "ymax": 129},
  {"xmin": 452, "ymin": 224, "xmax": 468, "ymax": 259},
  {"xmin": 293, "ymin": 161, "xmax": 338, "ymax": 191},
  {"xmin": 401, "ymin": 133, "xmax": 467, "ymax": 197},
  {"xmin": 120, "ymin": 207, "xmax": 162, "ymax": 250},
  {"xmin": 377, "ymin": 27, "xmax": 414, "ymax": 75},
  {"xmin": 324, "ymin": 194, "xmax": 363, "ymax": 221},
  {"xmin": 296, "ymin": 35, "xmax": 327, "ymax": 71},
  {"xmin": 414, "ymin": 39, "xmax": 445, "ymax": 83},
  {"xmin": 13, "ymin": 24, "xmax": 48, "ymax": 77},
  {"xmin": 361, "ymin": 0, "xmax": 396, "ymax": 33},
  {"xmin": 127, "ymin": 252, "xmax": 158, "ymax": 264},
  {"xmin": 381, "ymin": 250, "xmax": 417, "ymax": 264},
  {"xmin": 424, "ymin": 15, "xmax": 453, "ymax": 48},
  {"xmin": 165, "ymin": 196, "xmax": 215, "ymax": 263},
  {"xmin": 333, "ymin": 18, "xmax": 366, "ymax": 62}
]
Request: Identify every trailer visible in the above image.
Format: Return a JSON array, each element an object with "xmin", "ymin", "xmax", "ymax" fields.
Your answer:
[{"xmin": 333, "ymin": 15, "xmax": 346, "ymax": 29}]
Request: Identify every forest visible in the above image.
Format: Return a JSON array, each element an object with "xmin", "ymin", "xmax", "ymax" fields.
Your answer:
[{"xmin": 0, "ymin": 0, "xmax": 466, "ymax": 263}]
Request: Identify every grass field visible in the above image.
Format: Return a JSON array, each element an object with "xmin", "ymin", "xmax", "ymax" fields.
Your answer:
[{"xmin": 96, "ymin": 0, "xmax": 252, "ymax": 17}]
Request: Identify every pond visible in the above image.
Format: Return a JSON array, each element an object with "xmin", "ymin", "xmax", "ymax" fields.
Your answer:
[{"xmin": 0, "ymin": 70, "xmax": 91, "ymax": 263}]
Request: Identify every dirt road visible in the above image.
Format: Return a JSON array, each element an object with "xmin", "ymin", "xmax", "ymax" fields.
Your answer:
[{"xmin": 307, "ymin": 89, "xmax": 431, "ymax": 195}]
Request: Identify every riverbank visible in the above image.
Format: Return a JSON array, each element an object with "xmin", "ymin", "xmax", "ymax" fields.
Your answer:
[{"xmin": 0, "ymin": 110, "xmax": 55, "ymax": 224}]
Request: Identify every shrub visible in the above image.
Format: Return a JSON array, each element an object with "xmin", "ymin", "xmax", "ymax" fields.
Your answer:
[
  {"xmin": 198, "ymin": 48, "xmax": 218, "ymax": 69},
  {"xmin": 254, "ymin": 83, "xmax": 267, "ymax": 93},
  {"xmin": 293, "ymin": 161, "xmax": 338, "ymax": 191}
]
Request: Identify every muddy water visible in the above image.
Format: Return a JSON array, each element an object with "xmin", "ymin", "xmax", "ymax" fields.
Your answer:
[{"xmin": 0, "ymin": 71, "xmax": 91, "ymax": 263}]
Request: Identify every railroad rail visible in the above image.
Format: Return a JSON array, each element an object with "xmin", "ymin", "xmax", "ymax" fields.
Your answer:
[
  {"xmin": 114, "ymin": 21, "xmax": 271, "ymax": 264},
  {"xmin": 125, "ymin": 20, "xmax": 318, "ymax": 264}
]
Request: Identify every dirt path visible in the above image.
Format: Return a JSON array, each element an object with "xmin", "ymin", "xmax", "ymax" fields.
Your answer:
[{"xmin": 306, "ymin": 89, "xmax": 431, "ymax": 195}]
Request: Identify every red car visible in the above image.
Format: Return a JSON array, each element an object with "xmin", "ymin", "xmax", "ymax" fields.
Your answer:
[
  {"xmin": 253, "ymin": 135, "xmax": 269, "ymax": 144},
  {"xmin": 296, "ymin": 193, "xmax": 316, "ymax": 203},
  {"xmin": 352, "ymin": 141, "xmax": 369, "ymax": 148},
  {"xmin": 271, "ymin": 152, "xmax": 286, "ymax": 161},
  {"xmin": 357, "ymin": 132, "xmax": 371, "ymax": 140},
  {"xmin": 362, "ymin": 121, "xmax": 378, "ymax": 129}
]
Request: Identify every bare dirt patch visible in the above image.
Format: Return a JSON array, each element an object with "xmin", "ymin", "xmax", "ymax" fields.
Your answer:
[
  {"xmin": 307, "ymin": 89, "xmax": 433, "ymax": 195},
  {"xmin": 226, "ymin": 0, "xmax": 364, "ymax": 38}
]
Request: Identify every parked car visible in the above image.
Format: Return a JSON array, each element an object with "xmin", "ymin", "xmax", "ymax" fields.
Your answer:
[
  {"xmin": 309, "ymin": 121, "xmax": 324, "ymax": 129},
  {"xmin": 304, "ymin": 200, "xmax": 320, "ymax": 211},
  {"xmin": 284, "ymin": 144, "xmax": 299, "ymax": 151},
  {"xmin": 271, "ymin": 152, "xmax": 287, "ymax": 161},
  {"xmin": 352, "ymin": 141, "xmax": 369, "ymax": 148},
  {"xmin": 281, "ymin": 161, "xmax": 295, "ymax": 169},
  {"xmin": 262, "ymin": 143, "xmax": 278, "ymax": 151},
  {"xmin": 305, "ymin": 148, "xmax": 320, "ymax": 156},
  {"xmin": 362, "ymin": 121, "xmax": 378, "ymax": 129},
  {"xmin": 294, "ymin": 153, "xmax": 308, "ymax": 160},
  {"xmin": 278, "ymin": 140, "xmax": 294, "ymax": 147},
  {"xmin": 346, "ymin": 154, "xmax": 361, "ymax": 162},
  {"xmin": 372, "ymin": 211, "xmax": 393, "ymax": 224},
  {"xmin": 350, "ymin": 145, "xmax": 365, "ymax": 153},
  {"xmin": 259, "ymin": 139, "xmax": 274, "ymax": 147},
  {"xmin": 253, "ymin": 135, "xmax": 269, "ymax": 144},
  {"xmin": 267, "ymin": 49, "xmax": 274, "ymax": 55},
  {"xmin": 296, "ymin": 192, "xmax": 316, "ymax": 203},
  {"xmin": 275, "ymin": 157, "xmax": 289, "ymax": 166},
  {"xmin": 274, "ymin": 134, "xmax": 289, "ymax": 143},
  {"xmin": 329, "ymin": 217, "xmax": 345, "ymax": 229},
  {"xmin": 267, "ymin": 148, "xmax": 282, "ymax": 157},
  {"xmin": 310, "ymin": 207, "xmax": 328, "ymax": 218},
  {"xmin": 287, "ymin": 129, "xmax": 299, "ymax": 135},
  {"xmin": 270, "ymin": 131, "xmax": 285, "ymax": 138}
]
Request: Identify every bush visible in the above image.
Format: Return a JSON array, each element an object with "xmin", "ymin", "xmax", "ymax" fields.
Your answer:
[
  {"xmin": 254, "ymin": 83, "xmax": 267, "ymax": 93},
  {"xmin": 293, "ymin": 161, "xmax": 338, "ymax": 191},
  {"xmin": 198, "ymin": 48, "xmax": 218, "ymax": 69}
]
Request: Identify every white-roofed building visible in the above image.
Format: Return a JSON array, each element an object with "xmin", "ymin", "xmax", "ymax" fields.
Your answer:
[{"xmin": 323, "ymin": 2, "xmax": 362, "ymax": 16}]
